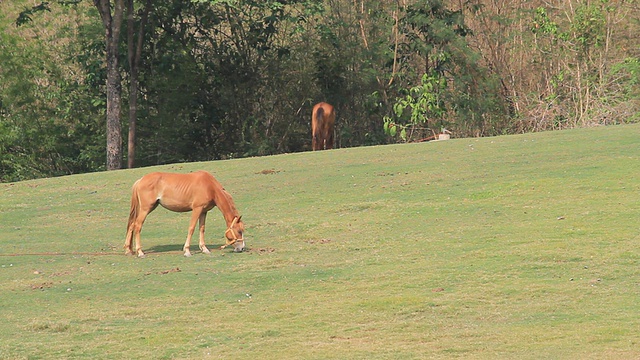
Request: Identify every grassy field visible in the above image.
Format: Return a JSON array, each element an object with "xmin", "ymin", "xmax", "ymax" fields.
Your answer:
[{"xmin": 1, "ymin": 124, "xmax": 639, "ymax": 359}]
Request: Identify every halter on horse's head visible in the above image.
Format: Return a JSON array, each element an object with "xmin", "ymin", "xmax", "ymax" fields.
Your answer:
[{"xmin": 221, "ymin": 216, "xmax": 245, "ymax": 252}]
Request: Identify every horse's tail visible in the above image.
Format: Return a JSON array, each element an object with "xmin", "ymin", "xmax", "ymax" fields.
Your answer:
[
  {"xmin": 315, "ymin": 106, "xmax": 325, "ymax": 124},
  {"xmin": 125, "ymin": 179, "xmax": 141, "ymax": 244}
]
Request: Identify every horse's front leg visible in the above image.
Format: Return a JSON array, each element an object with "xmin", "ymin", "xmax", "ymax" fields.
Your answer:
[
  {"xmin": 198, "ymin": 212, "xmax": 210, "ymax": 254},
  {"xmin": 183, "ymin": 209, "xmax": 202, "ymax": 257}
]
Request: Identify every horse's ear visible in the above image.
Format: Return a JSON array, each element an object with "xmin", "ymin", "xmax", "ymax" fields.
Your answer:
[{"xmin": 238, "ymin": 215, "xmax": 242, "ymax": 221}]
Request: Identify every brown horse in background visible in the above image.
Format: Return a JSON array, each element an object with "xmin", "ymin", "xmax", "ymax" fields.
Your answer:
[
  {"xmin": 311, "ymin": 102, "xmax": 335, "ymax": 151},
  {"xmin": 124, "ymin": 171, "xmax": 245, "ymax": 257}
]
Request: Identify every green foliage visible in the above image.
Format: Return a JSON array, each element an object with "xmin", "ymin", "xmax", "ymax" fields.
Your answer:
[
  {"xmin": 1, "ymin": 0, "xmax": 638, "ymax": 180},
  {"xmin": 385, "ymin": 0, "xmax": 507, "ymax": 140},
  {"xmin": 571, "ymin": 3, "xmax": 607, "ymax": 54},
  {"xmin": 528, "ymin": 2, "xmax": 638, "ymax": 128},
  {"xmin": 610, "ymin": 56, "xmax": 640, "ymax": 122},
  {"xmin": 125, "ymin": 0, "xmax": 332, "ymax": 163},
  {"xmin": 531, "ymin": 7, "xmax": 560, "ymax": 37},
  {"xmin": 383, "ymin": 73, "xmax": 446, "ymax": 141},
  {"xmin": 613, "ymin": 57, "xmax": 640, "ymax": 90},
  {"xmin": 532, "ymin": 3, "xmax": 608, "ymax": 51},
  {"xmin": 15, "ymin": 1, "xmax": 51, "ymax": 26},
  {"xmin": 0, "ymin": 2, "xmax": 104, "ymax": 181}
]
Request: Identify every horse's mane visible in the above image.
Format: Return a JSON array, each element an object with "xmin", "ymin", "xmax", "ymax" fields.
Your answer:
[{"xmin": 220, "ymin": 188, "xmax": 240, "ymax": 217}]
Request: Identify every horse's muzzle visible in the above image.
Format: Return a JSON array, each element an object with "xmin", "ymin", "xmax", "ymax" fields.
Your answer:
[{"xmin": 220, "ymin": 238, "xmax": 244, "ymax": 252}]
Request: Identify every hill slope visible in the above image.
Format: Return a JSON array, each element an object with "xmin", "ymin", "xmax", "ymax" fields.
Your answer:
[{"xmin": 1, "ymin": 125, "xmax": 639, "ymax": 359}]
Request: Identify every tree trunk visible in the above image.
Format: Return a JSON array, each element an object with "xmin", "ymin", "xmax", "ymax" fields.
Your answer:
[
  {"xmin": 126, "ymin": 0, "xmax": 151, "ymax": 169},
  {"xmin": 95, "ymin": 0, "xmax": 125, "ymax": 170}
]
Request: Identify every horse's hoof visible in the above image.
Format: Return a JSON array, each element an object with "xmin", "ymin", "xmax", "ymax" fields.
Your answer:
[
  {"xmin": 183, "ymin": 252, "xmax": 192, "ymax": 257},
  {"xmin": 201, "ymin": 248, "xmax": 211, "ymax": 255},
  {"xmin": 137, "ymin": 252, "xmax": 146, "ymax": 258}
]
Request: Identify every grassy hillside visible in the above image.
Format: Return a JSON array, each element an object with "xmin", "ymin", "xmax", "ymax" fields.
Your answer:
[{"xmin": 1, "ymin": 125, "xmax": 639, "ymax": 359}]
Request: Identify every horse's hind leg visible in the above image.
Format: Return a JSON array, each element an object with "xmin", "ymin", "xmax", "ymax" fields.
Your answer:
[
  {"xmin": 133, "ymin": 214, "xmax": 148, "ymax": 258},
  {"xmin": 132, "ymin": 206, "xmax": 155, "ymax": 258},
  {"xmin": 124, "ymin": 227, "xmax": 134, "ymax": 255},
  {"xmin": 326, "ymin": 131, "xmax": 334, "ymax": 150}
]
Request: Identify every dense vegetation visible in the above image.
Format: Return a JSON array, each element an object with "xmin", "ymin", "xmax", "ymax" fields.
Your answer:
[{"xmin": 1, "ymin": 0, "xmax": 638, "ymax": 181}]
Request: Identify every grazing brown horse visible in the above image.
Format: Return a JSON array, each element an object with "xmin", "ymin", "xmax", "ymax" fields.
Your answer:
[
  {"xmin": 311, "ymin": 102, "xmax": 335, "ymax": 151},
  {"xmin": 124, "ymin": 171, "xmax": 245, "ymax": 257}
]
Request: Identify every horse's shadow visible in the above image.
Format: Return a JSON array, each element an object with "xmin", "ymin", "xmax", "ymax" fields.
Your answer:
[
  {"xmin": 146, "ymin": 244, "xmax": 182, "ymax": 253},
  {"xmin": 146, "ymin": 244, "xmax": 226, "ymax": 254}
]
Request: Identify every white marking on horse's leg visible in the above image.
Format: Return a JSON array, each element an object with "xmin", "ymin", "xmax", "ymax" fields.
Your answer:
[{"xmin": 134, "ymin": 226, "xmax": 145, "ymax": 258}]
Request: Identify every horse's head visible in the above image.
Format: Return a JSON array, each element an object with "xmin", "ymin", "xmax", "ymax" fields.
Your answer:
[{"xmin": 222, "ymin": 216, "xmax": 245, "ymax": 252}]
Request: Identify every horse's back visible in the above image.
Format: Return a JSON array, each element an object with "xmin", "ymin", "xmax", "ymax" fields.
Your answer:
[
  {"xmin": 134, "ymin": 171, "xmax": 218, "ymax": 211},
  {"xmin": 137, "ymin": 171, "xmax": 211, "ymax": 185}
]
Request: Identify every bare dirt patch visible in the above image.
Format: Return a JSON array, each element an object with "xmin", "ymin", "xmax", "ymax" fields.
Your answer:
[
  {"xmin": 256, "ymin": 169, "xmax": 281, "ymax": 175},
  {"xmin": 307, "ymin": 239, "xmax": 332, "ymax": 244},
  {"xmin": 248, "ymin": 247, "xmax": 276, "ymax": 254},
  {"xmin": 145, "ymin": 267, "xmax": 181, "ymax": 276}
]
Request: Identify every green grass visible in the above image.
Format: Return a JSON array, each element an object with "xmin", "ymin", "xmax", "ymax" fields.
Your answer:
[{"xmin": 1, "ymin": 124, "xmax": 639, "ymax": 359}]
